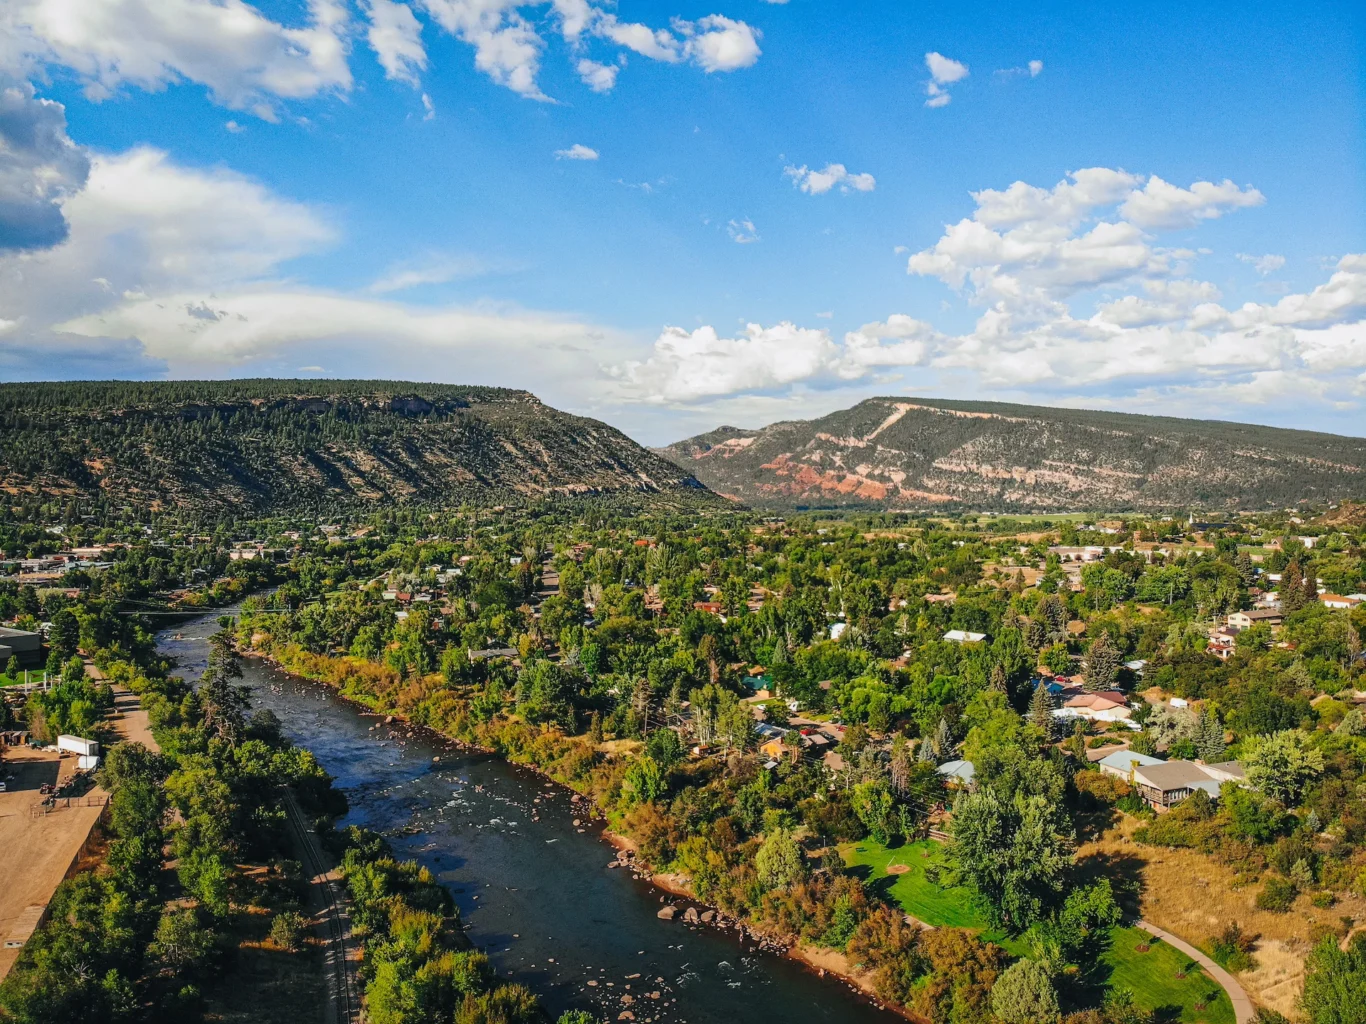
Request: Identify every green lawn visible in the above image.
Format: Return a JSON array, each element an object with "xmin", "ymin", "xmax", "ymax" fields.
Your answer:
[
  {"xmin": 842, "ymin": 838, "xmax": 991, "ymax": 929},
  {"xmin": 842, "ymin": 839, "xmax": 1234, "ymax": 1024},
  {"xmin": 1104, "ymin": 927, "xmax": 1235, "ymax": 1024}
]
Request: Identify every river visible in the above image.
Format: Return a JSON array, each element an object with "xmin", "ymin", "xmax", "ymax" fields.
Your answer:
[{"xmin": 156, "ymin": 613, "xmax": 902, "ymax": 1024}]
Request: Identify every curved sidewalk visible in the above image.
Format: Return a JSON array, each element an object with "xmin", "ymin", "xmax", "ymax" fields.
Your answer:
[{"xmin": 1137, "ymin": 920, "xmax": 1254, "ymax": 1024}]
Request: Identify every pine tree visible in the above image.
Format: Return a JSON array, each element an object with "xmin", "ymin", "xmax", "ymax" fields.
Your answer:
[
  {"xmin": 1028, "ymin": 682, "xmax": 1053, "ymax": 733},
  {"xmin": 1084, "ymin": 633, "xmax": 1121, "ymax": 692},
  {"xmin": 917, "ymin": 735, "xmax": 937, "ymax": 764},
  {"xmin": 1301, "ymin": 569, "xmax": 1318, "ymax": 609},
  {"xmin": 1196, "ymin": 706, "xmax": 1225, "ymax": 763},
  {"xmin": 1280, "ymin": 559, "xmax": 1305, "ymax": 613},
  {"xmin": 933, "ymin": 717, "xmax": 953, "ymax": 759},
  {"xmin": 1233, "ymin": 551, "xmax": 1256, "ymax": 586}
]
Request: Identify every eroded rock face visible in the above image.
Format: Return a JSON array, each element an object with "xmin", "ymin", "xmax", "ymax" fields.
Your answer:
[{"xmin": 656, "ymin": 396, "xmax": 1366, "ymax": 511}]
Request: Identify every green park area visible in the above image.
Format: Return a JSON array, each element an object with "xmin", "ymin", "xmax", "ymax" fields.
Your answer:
[{"xmin": 842, "ymin": 838, "xmax": 1235, "ymax": 1024}]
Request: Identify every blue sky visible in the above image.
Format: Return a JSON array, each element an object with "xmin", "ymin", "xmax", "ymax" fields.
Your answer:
[{"xmin": 1, "ymin": 0, "xmax": 1362, "ymax": 443}]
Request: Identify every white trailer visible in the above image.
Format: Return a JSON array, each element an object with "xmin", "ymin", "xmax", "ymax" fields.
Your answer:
[
  {"xmin": 57, "ymin": 735, "xmax": 99, "ymax": 757},
  {"xmin": 77, "ymin": 754, "xmax": 100, "ymax": 771}
]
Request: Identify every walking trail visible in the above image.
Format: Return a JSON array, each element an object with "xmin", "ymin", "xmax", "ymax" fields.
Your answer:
[{"xmin": 1137, "ymin": 920, "xmax": 1255, "ymax": 1024}]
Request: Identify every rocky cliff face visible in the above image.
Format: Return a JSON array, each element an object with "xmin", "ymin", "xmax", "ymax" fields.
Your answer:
[
  {"xmin": 0, "ymin": 380, "xmax": 714, "ymax": 516},
  {"xmin": 657, "ymin": 397, "xmax": 1366, "ymax": 510}
]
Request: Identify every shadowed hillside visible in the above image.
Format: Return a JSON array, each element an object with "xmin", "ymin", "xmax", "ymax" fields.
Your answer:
[{"xmin": 0, "ymin": 380, "xmax": 715, "ymax": 517}]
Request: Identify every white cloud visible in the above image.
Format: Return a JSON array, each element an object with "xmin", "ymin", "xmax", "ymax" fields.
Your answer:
[
  {"xmin": 924, "ymin": 51, "xmax": 967, "ymax": 107},
  {"xmin": 554, "ymin": 143, "xmax": 598, "ymax": 160},
  {"xmin": 366, "ymin": 0, "xmax": 426, "ymax": 86},
  {"xmin": 784, "ymin": 163, "xmax": 876, "ymax": 195},
  {"xmin": 608, "ymin": 168, "xmax": 1366, "ymax": 418},
  {"xmin": 576, "ymin": 58, "xmax": 618, "ymax": 92},
  {"xmin": 1237, "ymin": 252, "xmax": 1286, "ymax": 275},
  {"xmin": 1118, "ymin": 175, "xmax": 1264, "ymax": 230},
  {"xmin": 595, "ymin": 15, "xmax": 680, "ymax": 62},
  {"xmin": 1029, "ymin": 59, "xmax": 1043, "ymax": 76},
  {"xmin": 925, "ymin": 51, "xmax": 969, "ymax": 83},
  {"xmin": 9, "ymin": 0, "xmax": 352, "ymax": 117},
  {"xmin": 0, "ymin": 81, "xmax": 89, "ymax": 251},
  {"xmin": 421, "ymin": 92, "xmax": 435, "ymax": 118},
  {"xmin": 727, "ymin": 218, "xmax": 759, "ymax": 244},
  {"xmin": 417, "ymin": 0, "xmax": 548, "ymax": 101},
  {"xmin": 679, "ymin": 15, "xmax": 761, "ymax": 73},
  {"xmin": 225, "ymin": 119, "xmax": 244, "ymax": 133},
  {"xmin": 617, "ymin": 322, "xmax": 839, "ymax": 401},
  {"xmin": 0, "ymin": 143, "xmax": 630, "ymax": 393}
]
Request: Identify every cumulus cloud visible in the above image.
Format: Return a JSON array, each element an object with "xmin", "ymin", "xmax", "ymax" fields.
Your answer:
[
  {"xmin": 924, "ymin": 51, "xmax": 968, "ymax": 107},
  {"xmin": 366, "ymin": 0, "xmax": 426, "ymax": 86},
  {"xmin": 554, "ymin": 143, "xmax": 598, "ymax": 160},
  {"xmin": 610, "ymin": 167, "xmax": 1366, "ymax": 416},
  {"xmin": 8, "ymin": 0, "xmax": 352, "ymax": 117},
  {"xmin": 0, "ymin": 81, "xmax": 89, "ymax": 250},
  {"xmin": 1029, "ymin": 59, "xmax": 1043, "ymax": 76},
  {"xmin": 727, "ymin": 218, "xmax": 760, "ymax": 244},
  {"xmin": 10, "ymin": 0, "xmax": 762, "ymax": 105},
  {"xmin": 576, "ymin": 58, "xmax": 618, "ymax": 92},
  {"xmin": 616, "ymin": 322, "xmax": 839, "ymax": 401},
  {"xmin": 678, "ymin": 15, "xmax": 761, "ymax": 72},
  {"xmin": 784, "ymin": 163, "xmax": 875, "ymax": 195}
]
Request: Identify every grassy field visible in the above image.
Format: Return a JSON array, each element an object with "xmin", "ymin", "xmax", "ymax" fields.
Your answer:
[
  {"xmin": 842, "ymin": 837, "xmax": 988, "ymax": 929},
  {"xmin": 1104, "ymin": 927, "xmax": 1235, "ymax": 1024},
  {"xmin": 842, "ymin": 839, "xmax": 1235, "ymax": 1024}
]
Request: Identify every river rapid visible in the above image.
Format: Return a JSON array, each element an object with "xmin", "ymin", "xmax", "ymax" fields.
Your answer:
[{"xmin": 157, "ymin": 613, "xmax": 902, "ymax": 1024}]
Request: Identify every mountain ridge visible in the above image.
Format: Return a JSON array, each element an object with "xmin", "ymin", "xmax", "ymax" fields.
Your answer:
[
  {"xmin": 0, "ymin": 379, "xmax": 716, "ymax": 517},
  {"xmin": 655, "ymin": 396, "xmax": 1366, "ymax": 511}
]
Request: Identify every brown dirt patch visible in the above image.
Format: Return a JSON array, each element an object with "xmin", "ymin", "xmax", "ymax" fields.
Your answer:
[{"xmin": 886, "ymin": 864, "xmax": 911, "ymax": 875}]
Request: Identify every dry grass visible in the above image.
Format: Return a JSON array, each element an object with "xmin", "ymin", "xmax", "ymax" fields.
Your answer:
[{"xmin": 1079, "ymin": 816, "xmax": 1366, "ymax": 1015}]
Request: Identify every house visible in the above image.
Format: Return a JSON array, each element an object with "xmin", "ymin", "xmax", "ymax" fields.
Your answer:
[
  {"xmin": 1320, "ymin": 594, "xmax": 1362, "ymax": 610},
  {"xmin": 1057, "ymin": 691, "xmax": 1133, "ymax": 724},
  {"xmin": 1207, "ymin": 626, "xmax": 1238, "ymax": 661},
  {"xmin": 1097, "ymin": 750, "xmax": 1165, "ymax": 780},
  {"xmin": 744, "ymin": 674, "xmax": 774, "ymax": 699},
  {"xmin": 937, "ymin": 759, "xmax": 976, "ymax": 789},
  {"xmin": 693, "ymin": 601, "xmax": 724, "ymax": 615},
  {"xmin": 1127, "ymin": 760, "xmax": 1239, "ymax": 811},
  {"xmin": 829, "ymin": 622, "xmax": 848, "ymax": 641},
  {"xmin": 1227, "ymin": 609, "xmax": 1283, "ymax": 631},
  {"xmin": 943, "ymin": 629, "xmax": 986, "ymax": 643}
]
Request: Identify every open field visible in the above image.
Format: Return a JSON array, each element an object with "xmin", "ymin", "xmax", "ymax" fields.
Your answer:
[
  {"xmin": 1079, "ymin": 817, "xmax": 1366, "ymax": 1016},
  {"xmin": 844, "ymin": 837, "xmax": 1239, "ymax": 1023}
]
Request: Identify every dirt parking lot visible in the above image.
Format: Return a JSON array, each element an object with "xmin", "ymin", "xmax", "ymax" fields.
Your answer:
[
  {"xmin": 0, "ymin": 748, "xmax": 105, "ymax": 980},
  {"xmin": 0, "ymin": 685, "xmax": 157, "ymax": 982}
]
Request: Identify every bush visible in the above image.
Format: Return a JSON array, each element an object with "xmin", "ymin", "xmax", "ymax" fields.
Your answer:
[
  {"xmin": 1255, "ymin": 877, "xmax": 1298, "ymax": 913},
  {"xmin": 1208, "ymin": 922, "xmax": 1258, "ymax": 973},
  {"xmin": 270, "ymin": 910, "xmax": 307, "ymax": 952}
]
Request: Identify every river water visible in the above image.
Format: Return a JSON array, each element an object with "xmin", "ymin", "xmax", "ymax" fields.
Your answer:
[{"xmin": 157, "ymin": 614, "xmax": 900, "ymax": 1024}]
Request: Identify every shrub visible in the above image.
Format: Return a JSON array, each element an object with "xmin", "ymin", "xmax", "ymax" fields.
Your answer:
[
  {"xmin": 1208, "ymin": 922, "xmax": 1258, "ymax": 973},
  {"xmin": 270, "ymin": 910, "xmax": 307, "ymax": 952},
  {"xmin": 1255, "ymin": 877, "xmax": 1298, "ymax": 913}
]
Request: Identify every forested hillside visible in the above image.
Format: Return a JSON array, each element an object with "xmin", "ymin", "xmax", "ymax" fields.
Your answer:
[
  {"xmin": 0, "ymin": 380, "xmax": 712, "ymax": 517},
  {"xmin": 658, "ymin": 397, "xmax": 1366, "ymax": 511}
]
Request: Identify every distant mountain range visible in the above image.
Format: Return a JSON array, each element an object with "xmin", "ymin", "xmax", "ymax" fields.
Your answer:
[
  {"xmin": 0, "ymin": 380, "xmax": 712, "ymax": 517},
  {"xmin": 656, "ymin": 397, "xmax": 1366, "ymax": 511}
]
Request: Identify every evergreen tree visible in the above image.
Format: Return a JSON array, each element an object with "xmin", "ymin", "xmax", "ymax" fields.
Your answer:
[
  {"xmin": 1233, "ymin": 550, "xmax": 1256, "ymax": 586},
  {"xmin": 918, "ymin": 734, "xmax": 937, "ymax": 764},
  {"xmin": 1301, "ymin": 569, "xmax": 1318, "ymax": 609},
  {"xmin": 1029, "ymin": 682, "xmax": 1054, "ymax": 733},
  {"xmin": 1280, "ymin": 559, "xmax": 1305, "ymax": 613},
  {"xmin": 1196, "ymin": 706, "xmax": 1226, "ymax": 762},
  {"xmin": 1084, "ymin": 633, "xmax": 1121, "ymax": 692},
  {"xmin": 933, "ymin": 717, "xmax": 953, "ymax": 759}
]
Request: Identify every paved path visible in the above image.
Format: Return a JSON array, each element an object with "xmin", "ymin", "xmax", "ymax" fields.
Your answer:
[
  {"xmin": 283, "ymin": 790, "xmax": 359, "ymax": 1024},
  {"xmin": 1137, "ymin": 920, "xmax": 1254, "ymax": 1024}
]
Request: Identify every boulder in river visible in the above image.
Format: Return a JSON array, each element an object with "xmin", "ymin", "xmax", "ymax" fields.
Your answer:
[
  {"xmin": 656, "ymin": 906, "xmax": 677, "ymax": 920},
  {"xmin": 700, "ymin": 910, "xmax": 714, "ymax": 923},
  {"xmin": 682, "ymin": 907, "xmax": 699, "ymax": 924}
]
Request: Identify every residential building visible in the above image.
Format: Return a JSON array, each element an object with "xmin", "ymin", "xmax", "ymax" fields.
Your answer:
[
  {"xmin": 943, "ymin": 629, "xmax": 986, "ymax": 643},
  {"xmin": 1227, "ymin": 609, "xmax": 1284, "ymax": 631},
  {"xmin": 937, "ymin": 759, "xmax": 976, "ymax": 789},
  {"xmin": 1126, "ymin": 760, "xmax": 1241, "ymax": 811}
]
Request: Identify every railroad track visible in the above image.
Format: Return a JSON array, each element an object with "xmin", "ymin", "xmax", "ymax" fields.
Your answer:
[{"xmin": 282, "ymin": 791, "xmax": 359, "ymax": 1024}]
